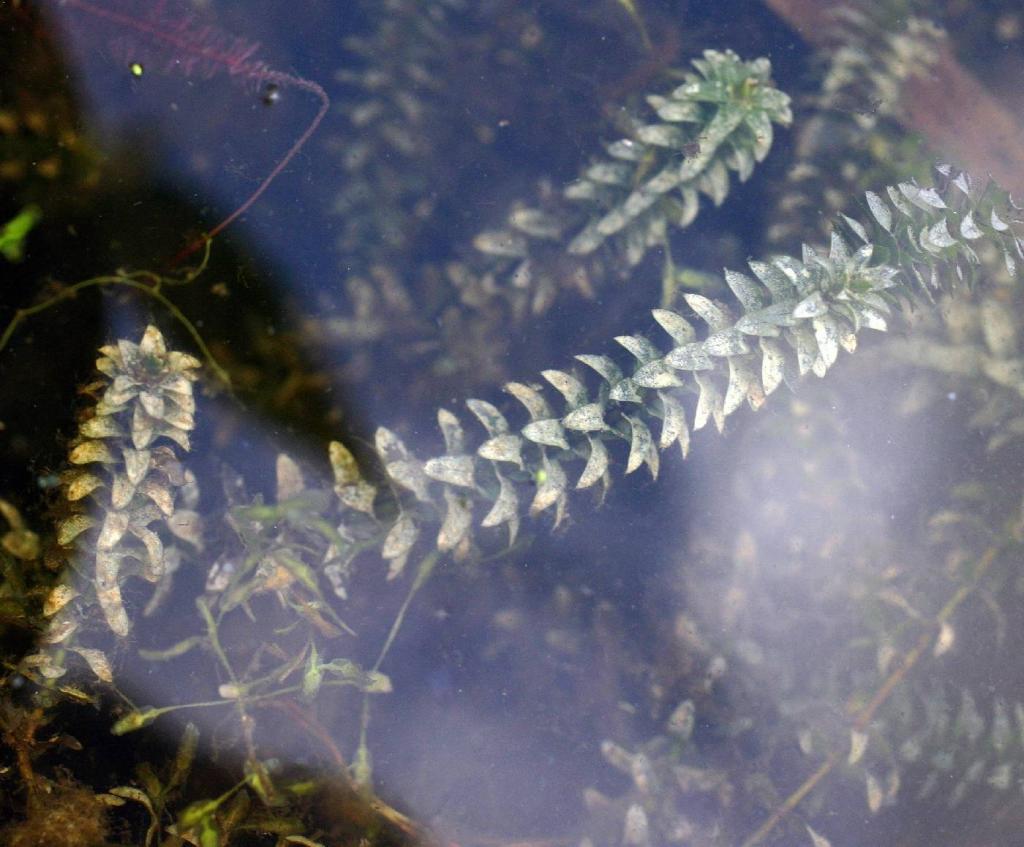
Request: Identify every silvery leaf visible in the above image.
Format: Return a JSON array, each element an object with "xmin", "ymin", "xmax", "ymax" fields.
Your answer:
[
  {"xmin": 478, "ymin": 434, "xmax": 523, "ymax": 466},
  {"xmin": 608, "ymin": 377, "xmax": 643, "ymax": 403},
  {"xmin": 576, "ymin": 354, "xmax": 625, "ymax": 386},
  {"xmin": 543, "ymin": 370, "xmax": 588, "ymax": 407},
  {"xmin": 139, "ymin": 478, "xmax": 174, "ymax": 517},
  {"xmin": 576, "ymin": 436, "xmax": 609, "ymax": 490},
  {"xmin": 857, "ymin": 304, "xmax": 889, "ymax": 332},
  {"xmin": 636, "ymin": 123, "xmax": 686, "ymax": 147},
  {"xmin": 437, "ymin": 408, "xmax": 465, "ymax": 455},
  {"xmin": 651, "ymin": 309, "xmax": 696, "ymax": 345},
  {"xmin": 735, "ymin": 303, "xmax": 795, "ymax": 336},
  {"xmin": 813, "ymin": 315, "xmax": 841, "ymax": 369},
  {"xmin": 725, "ymin": 357, "xmax": 763, "ymax": 414},
  {"xmin": 760, "ymin": 338, "xmax": 787, "ymax": 395},
  {"xmin": 466, "ymin": 399, "xmax": 510, "ymax": 436},
  {"xmin": 562, "ymin": 403, "xmax": 607, "ymax": 432},
  {"xmin": 167, "ymin": 509, "xmax": 202, "ymax": 549},
  {"xmin": 886, "ymin": 184, "xmax": 914, "ymax": 219},
  {"xmin": 505, "ymin": 382, "xmax": 553, "ymax": 420},
  {"xmin": 788, "ymin": 324, "xmax": 820, "ymax": 376},
  {"xmin": 437, "ymin": 489, "xmax": 472, "ymax": 552},
  {"xmin": 522, "ymin": 419, "xmax": 570, "ymax": 450},
  {"xmin": 509, "ymin": 207, "xmax": 562, "ymax": 239},
  {"xmin": 684, "ymin": 293, "xmax": 732, "ymax": 331},
  {"xmin": 130, "ymin": 524, "xmax": 165, "ymax": 581},
  {"xmin": 632, "ymin": 360, "xmax": 683, "ymax": 389},
  {"xmin": 97, "ymin": 510, "xmax": 130, "ymax": 551},
  {"xmin": 615, "ymin": 335, "xmax": 662, "ymax": 364},
  {"xmin": 656, "ymin": 98, "xmax": 701, "ymax": 122},
  {"xmin": 703, "ymin": 329, "xmax": 749, "ymax": 357},
  {"xmin": 748, "ymin": 259, "xmax": 796, "ymax": 300},
  {"xmin": 481, "ymin": 474, "xmax": 518, "ymax": 531},
  {"xmin": 624, "ymin": 415, "xmax": 657, "ymax": 477},
  {"xmin": 793, "ymin": 291, "xmax": 828, "ymax": 319},
  {"xmin": 665, "ymin": 343, "xmax": 713, "ymax": 371},
  {"xmin": 829, "ymin": 231, "xmax": 850, "ymax": 262},
  {"xmin": 606, "ymin": 138, "xmax": 644, "ymax": 160},
  {"xmin": 110, "ymin": 475, "xmax": 137, "ymax": 511},
  {"xmin": 959, "ymin": 211, "xmax": 982, "ymax": 240},
  {"xmin": 585, "ymin": 161, "xmax": 632, "ymax": 185},
  {"xmin": 841, "ymin": 213, "xmax": 869, "ymax": 244},
  {"xmin": 275, "ymin": 454, "xmax": 305, "ymax": 502},
  {"xmin": 130, "ymin": 406, "xmax": 156, "ymax": 450},
  {"xmin": 530, "ymin": 457, "xmax": 567, "ymax": 523},
  {"xmin": 724, "ymin": 269, "xmax": 766, "ymax": 311},
  {"xmin": 567, "ymin": 222, "xmax": 604, "ymax": 255},
  {"xmin": 658, "ymin": 392, "xmax": 690, "ymax": 456},
  {"xmin": 424, "ymin": 455, "xmax": 476, "ymax": 489},
  {"xmin": 73, "ymin": 647, "xmax": 113, "ymax": 683},
  {"xmin": 694, "ymin": 372, "xmax": 724, "ymax": 432},
  {"xmin": 386, "ymin": 459, "xmax": 431, "ymax": 501},
  {"xmin": 382, "ymin": 513, "xmax": 417, "ymax": 562}
]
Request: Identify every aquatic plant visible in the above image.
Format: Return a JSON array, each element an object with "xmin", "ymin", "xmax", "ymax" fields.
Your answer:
[
  {"xmin": 765, "ymin": 7, "xmax": 944, "ymax": 248},
  {"xmin": 6, "ymin": 2, "xmax": 1024, "ymax": 846},
  {"xmin": 473, "ymin": 48, "xmax": 793, "ymax": 313},
  {"xmin": 53, "ymin": 324, "xmax": 202, "ymax": 639}
]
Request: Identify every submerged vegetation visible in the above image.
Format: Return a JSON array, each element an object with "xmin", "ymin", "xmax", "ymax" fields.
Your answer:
[{"xmin": 3, "ymin": 0, "xmax": 1024, "ymax": 845}]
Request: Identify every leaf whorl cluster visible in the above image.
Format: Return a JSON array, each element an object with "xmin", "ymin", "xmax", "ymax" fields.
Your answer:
[
  {"xmin": 889, "ymin": 286, "xmax": 1024, "ymax": 452},
  {"xmin": 581, "ymin": 701, "xmax": 730, "ymax": 847},
  {"xmin": 473, "ymin": 49, "xmax": 792, "ymax": 313},
  {"xmin": 767, "ymin": 10, "xmax": 944, "ymax": 248},
  {"xmin": 838, "ymin": 164, "xmax": 1024, "ymax": 294},
  {"xmin": 357, "ymin": 165, "xmax": 1024, "ymax": 582},
  {"xmin": 564, "ymin": 49, "xmax": 792, "ymax": 260},
  {"xmin": 361, "ymin": 235, "xmax": 898, "ymax": 575},
  {"xmin": 44, "ymin": 326, "xmax": 201, "ymax": 654},
  {"xmin": 838, "ymin": 471, "xmax": 1024, "ymax": 817},
  {"xmin": 869, "ymin": 682, "xmax": 1024, "ymax": 811},
  {"xmin": 332, "ymin": 0, "xmax": 465, "ymax": 259},
  {"xmin": 818, "ymin": 9, "xmax": 945, "ymax": 124}
]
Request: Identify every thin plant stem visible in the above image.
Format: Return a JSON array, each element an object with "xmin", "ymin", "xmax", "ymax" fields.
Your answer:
[
  {"xmin": 740, "ymin": 541, "xmax": 1004, "ymax": 847},
  {"xmin": 57, "ymin": 1, "xmax": 331, "ymax": 265},
  {"xmin": 355, "ymin": 551, "xmax": 440, "ymax": 786},
  {"xmin": 0, "ymin": 240, "xmax": 231, "ymax": 387}
]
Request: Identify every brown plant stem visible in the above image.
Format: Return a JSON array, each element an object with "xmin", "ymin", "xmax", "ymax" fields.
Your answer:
[{"xmin": 740, "ymin": 542, "xmax": 1002, "ymax": 847}]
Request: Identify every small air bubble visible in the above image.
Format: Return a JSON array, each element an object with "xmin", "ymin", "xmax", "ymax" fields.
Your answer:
[{"xmin": 262, "ymin": 83, "xmax": 280, "ymax": 106}]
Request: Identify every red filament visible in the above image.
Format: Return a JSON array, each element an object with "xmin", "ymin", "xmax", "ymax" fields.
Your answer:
[{"xmin": 55, "ymin": 0, "xmax": 331, "ymax": 263}]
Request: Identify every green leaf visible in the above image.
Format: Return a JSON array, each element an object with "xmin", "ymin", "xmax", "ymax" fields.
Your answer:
[
  {"xmin": 139, "ymin": 636, "xmax": 205, "ymax": 661},
  {"xmin": 199, "ymin": 814, "xmax": 221, "ymax": 847},
  {"xmin": 112, "ymin": 706, "xmax": 169, "ymax": 735},
  {"xmin": 302, "ymin": 643, "xmax": 323, "ymax": 700},
  {"xmin": 0, "ymin": 204, "xmax": 41, "ymax": 261},
  {"xmin": 168, "ymin": 722, "xmax": 200, "ymax": 792}
]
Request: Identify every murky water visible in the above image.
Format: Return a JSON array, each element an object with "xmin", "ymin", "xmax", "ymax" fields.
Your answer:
[{"xmin": 3, "ymin": 2, "xmax": 1024, "ymax": 845}]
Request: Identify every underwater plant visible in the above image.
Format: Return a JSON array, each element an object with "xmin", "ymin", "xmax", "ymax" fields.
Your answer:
[{"xmin": 4, "ymin": 2, "xmax": 1024, "ymax": 846}]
